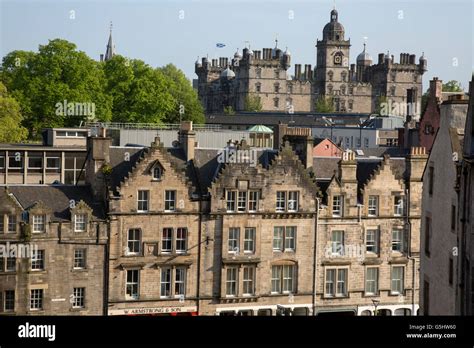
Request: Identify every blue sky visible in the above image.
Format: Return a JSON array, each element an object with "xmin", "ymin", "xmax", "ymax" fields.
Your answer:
[{"xmin": 1, "ymin": 0, "xmax": 472, "ymax": 91}]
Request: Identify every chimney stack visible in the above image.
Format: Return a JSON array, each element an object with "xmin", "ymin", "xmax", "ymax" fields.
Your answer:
[
  {"xmin": 295, "ymin": 64, "xmax": 301, "ymax": 79},
  {"xmin": 179, "ymin": 121, "xmax": 196, "ymax": 162},
  {"xmin": 86, "ymin": 127, "xmax": 112, "ymax": 200},
  {"xmin": 339, "ymin": 150, "xmax": 357, "ymax": 183},
  {"xmin": 378, "ymin": 53, "xmax": 384, "ymax": 64},
  {"xmin": 429, "ymin": 77, "xmax": 443, "ymax": 101}
]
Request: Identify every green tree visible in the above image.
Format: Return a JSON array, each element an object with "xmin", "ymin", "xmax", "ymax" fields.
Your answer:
[
  {"xmin": 0, "ymin": 82, "xmax": 28, "ymax": 142},
  {"xmin": 1, "ymin": 39, "xmax": 112, "ymax": 137},
  {"xmin": 375, "ymin": 95, "xmax": 388, "ymax": 115},
  {"xmin": 314, "ymin": 96, "xmax": 335, "ymax": 113},
  {"xmin": 104, "ymin": 56, "xmax": 175, "ymax": 124},
  {"xmin": 158, "ymin": 64, "xmax": 204, "ymax": 123},
  {"xmin": 244, "ymin": 93, "xmax": 262, "ymax": 112},
  {"xmin": 223, "ymin": 106, "xmax": 235, "ymax": 115}
]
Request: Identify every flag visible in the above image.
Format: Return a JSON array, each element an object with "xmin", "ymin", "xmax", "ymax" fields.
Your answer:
[{"xmin": 216, "ymin": 43, "xmax": 226, "ymax": 48}]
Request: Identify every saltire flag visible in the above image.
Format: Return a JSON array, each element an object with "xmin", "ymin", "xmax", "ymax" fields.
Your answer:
[{"xmin": 216, "ymin": 43, "xmax": 226, "ymax": 48}]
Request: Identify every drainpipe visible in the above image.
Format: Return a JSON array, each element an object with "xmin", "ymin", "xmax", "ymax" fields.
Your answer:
[
  {"xmin": 312, "ymin": 197, "xmax": 320, "ymax": 316},
  {"xmin": 405, "ymin": 186, "xmax": 416, "ymax": 316},
  {"xmin": 196, "ymin": 199, "xmax": 203, "ymax": 315}
]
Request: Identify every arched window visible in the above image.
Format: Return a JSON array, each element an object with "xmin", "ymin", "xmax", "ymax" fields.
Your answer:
[
  {"xmin": 328, "ymin": 71, "xmax": 334, "ymax": 81},
  {"xmin": 360, "ymin": 310, "xmax": 372, "ymax": 316}
]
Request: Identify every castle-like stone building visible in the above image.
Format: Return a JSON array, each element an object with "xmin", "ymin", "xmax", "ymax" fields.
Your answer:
[{"xmin": 195, "ymin": 9, "xmax": 427, "ymax": 116}]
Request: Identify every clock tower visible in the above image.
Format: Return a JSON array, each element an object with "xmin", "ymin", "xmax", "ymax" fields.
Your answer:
[{"xmin": 315, "ymin": 9, "xmax": 351, "ymax": 111}]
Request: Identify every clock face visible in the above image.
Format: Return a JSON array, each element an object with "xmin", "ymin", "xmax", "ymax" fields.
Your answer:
[{"xmin": 334, "ymin": 53, "xmax": 342, "ymax": 65}]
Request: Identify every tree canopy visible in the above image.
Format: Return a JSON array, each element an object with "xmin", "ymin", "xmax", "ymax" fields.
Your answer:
[
  {"xmin": 314, "ymin": 96, "xmax": 335, "ymax": 113},
  {"xmin": 0, "ymin": 39, "xmax": 204, "ymax": 139},
  {"xmin": 0, "ymin": 82, "xmax": 28, "ymax": 143}
]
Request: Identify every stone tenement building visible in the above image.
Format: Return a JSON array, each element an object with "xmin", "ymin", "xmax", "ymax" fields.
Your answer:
[
  {"xmin": 0, "ymin": 122, "xmax": 427, "ymax": 316},
  {"xmin": 0, "ymin": 186, "xmax": 107, "ymax": 315},
  {"xmin": 195, "ymin": 9, "xmax": 427, "ymax": 115},
  {"xmin": 420, "ymin": 76, "xmax": 474, "ymax": 316}
]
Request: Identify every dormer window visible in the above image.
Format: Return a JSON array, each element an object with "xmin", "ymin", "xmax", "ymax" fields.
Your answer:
[
  {"xmin": 74, "ymin": 214, "xmax": 87, "ymax": 232},
  {"xmin": 32, "ymin": 215, "xmax": 45, "ymax": 233},
  {"xmin": 153, "ymin": 166, "xmax": 162, "ymax": 180}
]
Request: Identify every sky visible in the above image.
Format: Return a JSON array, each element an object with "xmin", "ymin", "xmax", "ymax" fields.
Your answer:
[{"xmin": 0, "ymin": 0, "xmax": 473, "ymax": 91}]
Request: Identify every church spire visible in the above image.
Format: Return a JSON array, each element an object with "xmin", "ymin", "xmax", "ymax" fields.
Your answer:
[{"xmin": 104, "ymin": 21, "xmax": 115, "ymax": 61}]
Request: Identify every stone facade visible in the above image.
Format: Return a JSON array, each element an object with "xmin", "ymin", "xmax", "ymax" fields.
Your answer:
[
  {"xmin": 195, "ymin": 9, "xmax": 426, "ymax": 116},
  {"xmin": 419, "ymin": 96, "xmax": 468, "ymax": 315},
  {"xmin": 0, "ymin": 187, "xmax": 107, "ymax": 315}
]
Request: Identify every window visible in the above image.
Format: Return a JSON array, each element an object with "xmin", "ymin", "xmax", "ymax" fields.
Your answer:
[
  {"xmin": 391, "ymin": 266, "xmax": 404, "ymax": 295},
  {"xmin": 368, "ymin": 196, "xmax": 378, "ymax": 216},
  {"xmin": 366, "ymin": 229, "xmax": 379, "ymax": 254},
  {"xmin": 46, "ymin": 157, "xmax": 60, "ymax": 170},
  {"xmin": 273, "ymin": 227, "xmax": 297, "ymax": 252},
  {"xmin": 226, "ymin": 191, "xmax": 236, "ymax": 212},
  {"xmin": 256, "ymin": 68, "xmax": 262, "ymax": 79},
  {"xmin": 162, "ymin": 228, "xmax": 173, "ymax": 253},
  {"xmin": 449, "ymin": 257, "xmax": 454, "ymax": 286},
  {"xmin": 273, "ymin": 227, "xmax": 283, "ymax": 251},
  {"xmin": 228, "ymin": 228, "xmax": 240, "ymax": 253},
  {"xmin": 243, "ymin": 266, "xmax": 255, "ymax": 296},
  {"xmin": 226, "ymin": 267, "xmax": 238, "ymax": 296},
  {"xmin": 160, "ymin": 268, "xmax": 172, "ymax": 297},
  {"xmin": 153, "ymin": 166, "xmax": 162, "ymax": 180},
  {"xmin": 8, "ymin": 153, "xmax": 23, "ymax": 170},
  {"xmin": 248, "ymin": 191, "xmax": 259, "ymax": 212},
  {"xmin": 244, "ymin": 228, "xmax": 255, "ymax": 253},
  {"xmin": 365, "ymin": 268, "xmax": 379, "ymax": 295},
  {"xmin": 284, "ymin": 226, "xmax": 296, "ymax": 251},
  {"xmin": 271, "ymin": 265, "xmax": 295, "ymax": 294},
  {"xmin": 392, "ymin": 229, "xmax": 404, "ymax": 252},
  {"xmin": 276, "ymin": 191, "xmax": 299, "ymax": 212},
  {"xmin": 331, "ymin": 231, "xmax": 344, "ymax": 256},
  {"xmin": 176, "ymin": 228, "xmax": 187, "ymax": 253},
  {"xmin": 237, "ymin": 191, "xmax": 247, "ymax": 212},
  {"xmin": 74, "ymin": 214, "xmax": 87, "ymax": 232},
  {"xmin": 4, "ymin": 290, "xmax": 15, "ymax": 311},
  {"xmin": 288, "ymin": 191, "xmax": 299, "ymax": 212},
  {"xmin": 30, "ymin": 289, "xmax": 43, "ymax": 310},
  {"xmin": 31, "ymin": 250, "xmax": 44, "ymax": 271},
  {"xmin": 0, "ymin": 215, "xmax": 3, "ymax": 233},
  {"xmin": 451, "ymin": 205, "xmax": 456, "ymax": 231},
  {"xmin": 255, "ymin": 83, "xmax": 261, "ymax": 92},
  {"xmin": 7, "ymin": 214, "xmax": 16, "ymax": 233},
  {"xmin": 175, "ymin": 267, "xmax": 186, "ymax": 297},
  {"xmin": 332, "ymin": 195, "xmax": 343, "ymax": 217},
  {"xmin": 276, "ymin": 191, "xmax": 286, "ymax": 212},
  {"xmin": 6, "ymin": 257, "xmax": 16, "ymax": 272},
  {"xmin": 423, "ymin": 280, "xmax": 429, "ymax": 315},
  {"xmin": 364, "ymin": 138, "xmax": 369, "ymax": 147},
  {"xmin": 394, "ymin": 196, "xmax": 404, "ymax": 216},
  {"xmin": 274, "ymin": 98, "xmax": 279, "ymax": 108},
  {"xmin": 28, "ymin": 156, "xmax": 42, "ymax": 170},
  {"xmin": 165, "ymin": 190, "xmax": 176, "ymax": 212},
  {"xmin": 72, "ymin": 288, "xmax": 85, "ymax": 308},
  {"xmin": 127, "ymin": 229, "xmax": 141, "ymax": 255},
  {"xmin": 74, "ymin": 249, "xmax": 86, "ymax": 269},
  {"xmin": 274, "ymin": 83, "xmax": 280, "ymax": 93},
  {"xmin": 126, "ymin": 270, "xmax": 139, "ymax": 300},
  {"xmin": 275, "ymin": 70, "xmax": 280, "ymax": 79},
  {"xmin": 428, "ymin": 166, "xmax": 434, "ymax": 195},
  {"xmin": 137, "ymin": 190, "xmax": 149, "ymax": 212},
  {"xmin": 425, "ymin": 217, "xmax": 431, "ymax": 256},
  {"xmin": 32, "ymin": 215, "xmax": 45, "ymax": 233},
  {"xmin": 325, "ymin": 268, "xmax": 347, "ymax": 297}
]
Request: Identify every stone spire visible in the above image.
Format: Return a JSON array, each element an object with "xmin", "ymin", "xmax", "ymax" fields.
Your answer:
[{"xmin": 104, "ymin": 22, "xmax": 115, "ymax": 61}]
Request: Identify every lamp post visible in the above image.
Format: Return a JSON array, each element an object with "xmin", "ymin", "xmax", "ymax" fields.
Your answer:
[
  {"xmin": 322, "ymin": 116, "xmax": 335, "ymax": 142},
  {"xmin": 372, "ymin": 299, "xmax": 380, "ymax": 316},
  {"xmin": 359, "ymin": 114, "xmax": 376, "ymax": 148}
]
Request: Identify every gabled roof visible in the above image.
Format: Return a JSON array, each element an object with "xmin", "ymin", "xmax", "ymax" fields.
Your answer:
[{"xmin": 8, "ymin": 186, "xmax": 105, "ymax": 221}]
